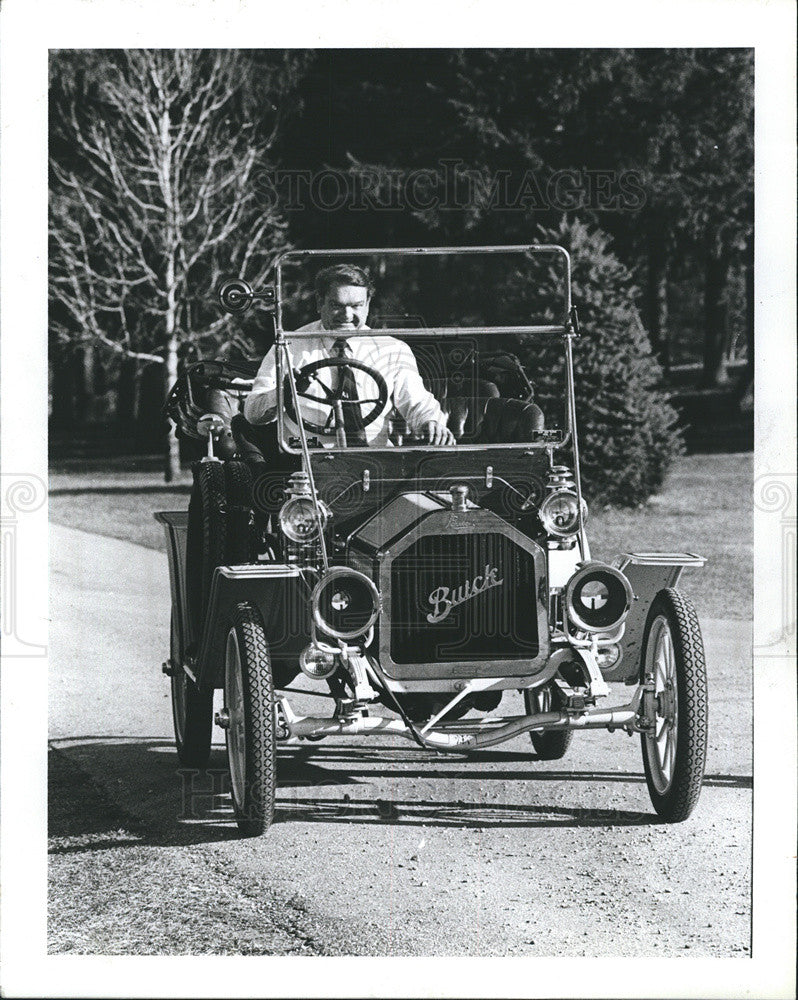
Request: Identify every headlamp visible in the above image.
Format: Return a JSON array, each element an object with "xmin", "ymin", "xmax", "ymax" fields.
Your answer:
[
  {"xmin": 596, "ymin": 644, "xmax": 622, "ymax": 671},
  {"xmin": 311, "ymin": 567, "xmax": 381, "ymax": 640},
  {"xmin": 299, "ymin": 644, "xmax": 337, "ymax": 680},
  {"xmin": 564, "ymin": 562, "xmax": 633, "ymax": 634},
  {"xmin": 539, "ymin": 490, "xmax": 587, "ymax": 538},
  {"xmin": 278, "ymin": 496, "xmax": 328, "ymax": 543}
]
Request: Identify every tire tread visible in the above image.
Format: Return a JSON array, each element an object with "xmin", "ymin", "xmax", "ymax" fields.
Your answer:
[
  {"xmin": 641, "ymin": 588, "xmax": 708, "ymax": 822},
  {"xmin": 186, "ymin": 461, "xmax": 227, "ymax": 635},
  {"xmin": 229, "ymin": 602, "xmax": 276, "ymax": 836},
  {"xmin": 224, "ymin": 461, "xmax": 254, "ymax": 565},
  {"xmin": 525, "ymin": 687, "xmax": 574, "ymax": 761},
  {"xmin": 170, "ymin": 610, "xmax": 213, "ymax": 769}
]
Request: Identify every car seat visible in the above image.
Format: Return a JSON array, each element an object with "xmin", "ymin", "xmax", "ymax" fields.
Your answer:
[
  {"xmin": 443, "ymin": 391, "xmax": 544, "ymax": 443},
  {"xmin": 230, "ymin": 415, "xmax": 301, "ymax": 522},
  {"xmin": 476, "ymin": 397, "xmax": 545, "ymax": 442},
  {"xmin": 440, "ymin": 378, "xmax": 500, "ymax": 440}
]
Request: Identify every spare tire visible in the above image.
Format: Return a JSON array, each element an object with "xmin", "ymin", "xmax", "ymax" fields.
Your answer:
[
  {"xmin": 186, "ymin": 460, "xmax": 254, "ymax": 642},
  {"xmin": 224, "ymin": 460, "xmax": 254, "ymax": 565},
  {"xmin": 186, "ymin": 462, "xmax": 226, "ymax": 641}
]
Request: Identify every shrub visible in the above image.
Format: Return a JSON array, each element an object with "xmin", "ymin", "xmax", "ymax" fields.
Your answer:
[{"xmin": 501, "ymin": 218, "xmax": 683, "ymax": 506}]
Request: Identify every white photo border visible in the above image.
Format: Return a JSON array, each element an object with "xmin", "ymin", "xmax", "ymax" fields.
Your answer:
[{"xmin": 1, "ymin": 0, "xmax": 795, "ymax": 997}]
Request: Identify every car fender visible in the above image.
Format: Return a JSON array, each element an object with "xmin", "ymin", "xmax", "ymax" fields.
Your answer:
[
  {"xmin": 608, "ymin": 552, "xmax": 706, "ymax": 683},
  {"xmin": 195, "ymin": 564, "xmax": 312, "ymax": 689}
]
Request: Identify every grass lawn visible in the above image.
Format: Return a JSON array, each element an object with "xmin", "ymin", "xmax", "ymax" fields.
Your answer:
[
  {"xmin": 49, "ymin": 452, "xmax": 752, "ymax": 621},
  {"xmin": 49, "ymin": 487, "xmax": 191, "ymax": 552},
  {"xmin": 588, "ymin": 453, "xmax": 752, "ymax": 621}
]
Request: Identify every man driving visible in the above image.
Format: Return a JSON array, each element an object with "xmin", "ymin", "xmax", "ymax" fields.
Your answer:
[{"xmin": 243, "ymin": 264, "xmax": 456, "ymax": 446}]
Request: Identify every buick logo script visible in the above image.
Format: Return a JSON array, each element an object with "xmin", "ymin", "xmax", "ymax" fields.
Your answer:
[{"xmin": 426, "ymin": 564, "xmax": 504, "ymax": 624}]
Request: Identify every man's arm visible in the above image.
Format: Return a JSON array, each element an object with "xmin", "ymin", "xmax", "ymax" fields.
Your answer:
[
  {"xmin": 244, "ymin": 323, "xmax": 323, "ymax": 425},
  {"xmin": 242, "ymin": 346, "xmax": 278, "ymax": 425},
  {"xmin": 388, "ymin": 341, "xmax": 455, "ymax": 444}
]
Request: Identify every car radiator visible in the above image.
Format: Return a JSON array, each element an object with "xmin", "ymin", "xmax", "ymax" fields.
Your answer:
[{"xmin": 348, "ymin": 492, "xmax": 550, "ymax": 681}]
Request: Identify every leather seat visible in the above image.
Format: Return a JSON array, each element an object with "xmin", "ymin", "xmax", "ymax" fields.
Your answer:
[
  {"xmin": 230, "ymin": 415, "xmax": 301, "ymax": 521},
  {"xmin": 231, "ymin": 413, "xmax": 281, "ymax": 464},
  {"xmin": 476, "ymin": 397, "xmax": 545, "ymax": 443},
  {"xmin": 442, "ymin": 378, "xmax": 499, "ymax": 440}
]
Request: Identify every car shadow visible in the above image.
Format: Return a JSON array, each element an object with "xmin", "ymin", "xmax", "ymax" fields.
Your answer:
[
  {"xmin": 278, "ymin": 744, "xmax": 753, "ymax": 788},
  {"xmin": 276, "ymin": 795, "xmax": 655, "ymax": 828},
  {"xmin": 48, "ymin": 737, "xmax": 751, "ymax": 850}
]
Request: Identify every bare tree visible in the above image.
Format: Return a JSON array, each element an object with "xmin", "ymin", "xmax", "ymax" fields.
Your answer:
[{"xmin": 50, "ymin": 50, "xmax": 292, "ymax": 479}]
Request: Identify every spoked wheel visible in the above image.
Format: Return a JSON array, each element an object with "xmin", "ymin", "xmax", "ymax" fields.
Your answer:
[
  {"xmin": 170, "ymin": 610, "xmax": 213, "ymax": 768},
  {"xmin": 224, "ymin": 602, "xmax": 276, "ymax": 836},
  {"xmin": 641, "ymin": 589, "xmax": 708, "ymax": 822},
  {"xmin": 524, "ymin": 684, "xmax": 573, "ymax": 760}
]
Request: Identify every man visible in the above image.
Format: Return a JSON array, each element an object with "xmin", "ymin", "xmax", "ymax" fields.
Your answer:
[{"xmin": 243, "ymin": 263, "xmax": 456, "ymax": 446}]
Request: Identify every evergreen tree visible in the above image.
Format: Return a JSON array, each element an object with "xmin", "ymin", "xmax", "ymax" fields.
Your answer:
[{"xmin": 500, "ymin": 218, "xmax": 683, "ymax": 505}]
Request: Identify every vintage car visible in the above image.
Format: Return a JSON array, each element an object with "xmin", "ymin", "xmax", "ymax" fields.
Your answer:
[{"xmin": 157, "ymin": 245, "xmax": 708, "ymax": 836}]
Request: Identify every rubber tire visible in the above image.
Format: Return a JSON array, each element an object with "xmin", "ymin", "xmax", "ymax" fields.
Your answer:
[
  {"xmin": 640, "ymin": 588, "xmax": 708, "ymax": 823},
  {"xmin": 224, "ymin": 460, "xmax": 254, "ymax": 565},
  {"xmin": 170, "ymin": 610, "xmax": 214, "ymax": 768},
  {"xmin": 524, "ymin": 685, "xmax": 574, "ymax": 761},
  {"xmin": 224, "ymin": 602, "xmax": 276, "ymax": 836},
  {"xmin": 186, "ymin": 460, "xmax": 254, "ymax": 639},
  {"xmin": 186, "ymin": 461, "xmax": 228, "ymax": 639}
]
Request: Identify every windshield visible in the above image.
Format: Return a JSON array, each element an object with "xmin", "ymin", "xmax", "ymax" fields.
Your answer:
[{"xmin": 273, "ymin": 247, "xmax": 572, "ymax": 454}]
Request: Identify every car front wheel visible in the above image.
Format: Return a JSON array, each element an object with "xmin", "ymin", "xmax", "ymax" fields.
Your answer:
[
  {"xmin": 640, "ymin": 588, "xmax": 708, "ymax": 822},
  {"xmin": 224, "ymin": 602, "xmax": 276, "ymax": 836}
]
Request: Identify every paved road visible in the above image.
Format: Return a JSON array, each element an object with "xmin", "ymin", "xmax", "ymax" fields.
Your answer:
[{"xmin": 49, "ymin": 523, "xmax": 752, "ymax": 957}]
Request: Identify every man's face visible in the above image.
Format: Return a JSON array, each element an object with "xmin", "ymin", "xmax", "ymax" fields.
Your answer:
[{"xmin": 318, "ymin": 283, "xmax": 370, "ymax": 331}]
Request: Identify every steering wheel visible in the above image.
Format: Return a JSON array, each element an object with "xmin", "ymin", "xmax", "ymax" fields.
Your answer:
[{"xmin": 286, "ymin": 357, "xmax": 389, "ymax": 437}]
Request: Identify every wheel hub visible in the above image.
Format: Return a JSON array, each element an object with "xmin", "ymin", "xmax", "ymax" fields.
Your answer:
[{"xmin": 657, "ymin": 681, "xmax": 676, "ymax": 723}]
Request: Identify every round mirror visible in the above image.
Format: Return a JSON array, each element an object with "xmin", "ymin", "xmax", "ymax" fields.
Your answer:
[{"xmin": 217, "ymin": 277, "xmax": 253, "ymax": 314}]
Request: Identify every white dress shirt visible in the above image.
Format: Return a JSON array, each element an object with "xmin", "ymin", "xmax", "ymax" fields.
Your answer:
[{"xmin": 243, "ymin": 320, "xmax": 446, "ymax": 446}]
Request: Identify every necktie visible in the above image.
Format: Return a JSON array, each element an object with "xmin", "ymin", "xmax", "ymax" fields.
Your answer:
[{"xmin": 332, "ymin": 338, "xmax": 367, "ymax": 445}]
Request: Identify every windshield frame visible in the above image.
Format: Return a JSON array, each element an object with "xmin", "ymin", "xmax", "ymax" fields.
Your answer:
[
  {"xmin": 272, "ymin": 244, "xmax": 586, "ymax": 554},
  {"xmin": 273, "ymin": 244, "xmax": 575, "ymax": 457}
]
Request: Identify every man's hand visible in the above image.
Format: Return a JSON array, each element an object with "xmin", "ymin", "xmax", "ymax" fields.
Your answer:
[{"xmin": 421, "ymin": 420, "xmax": 457, "ymax": 446}]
